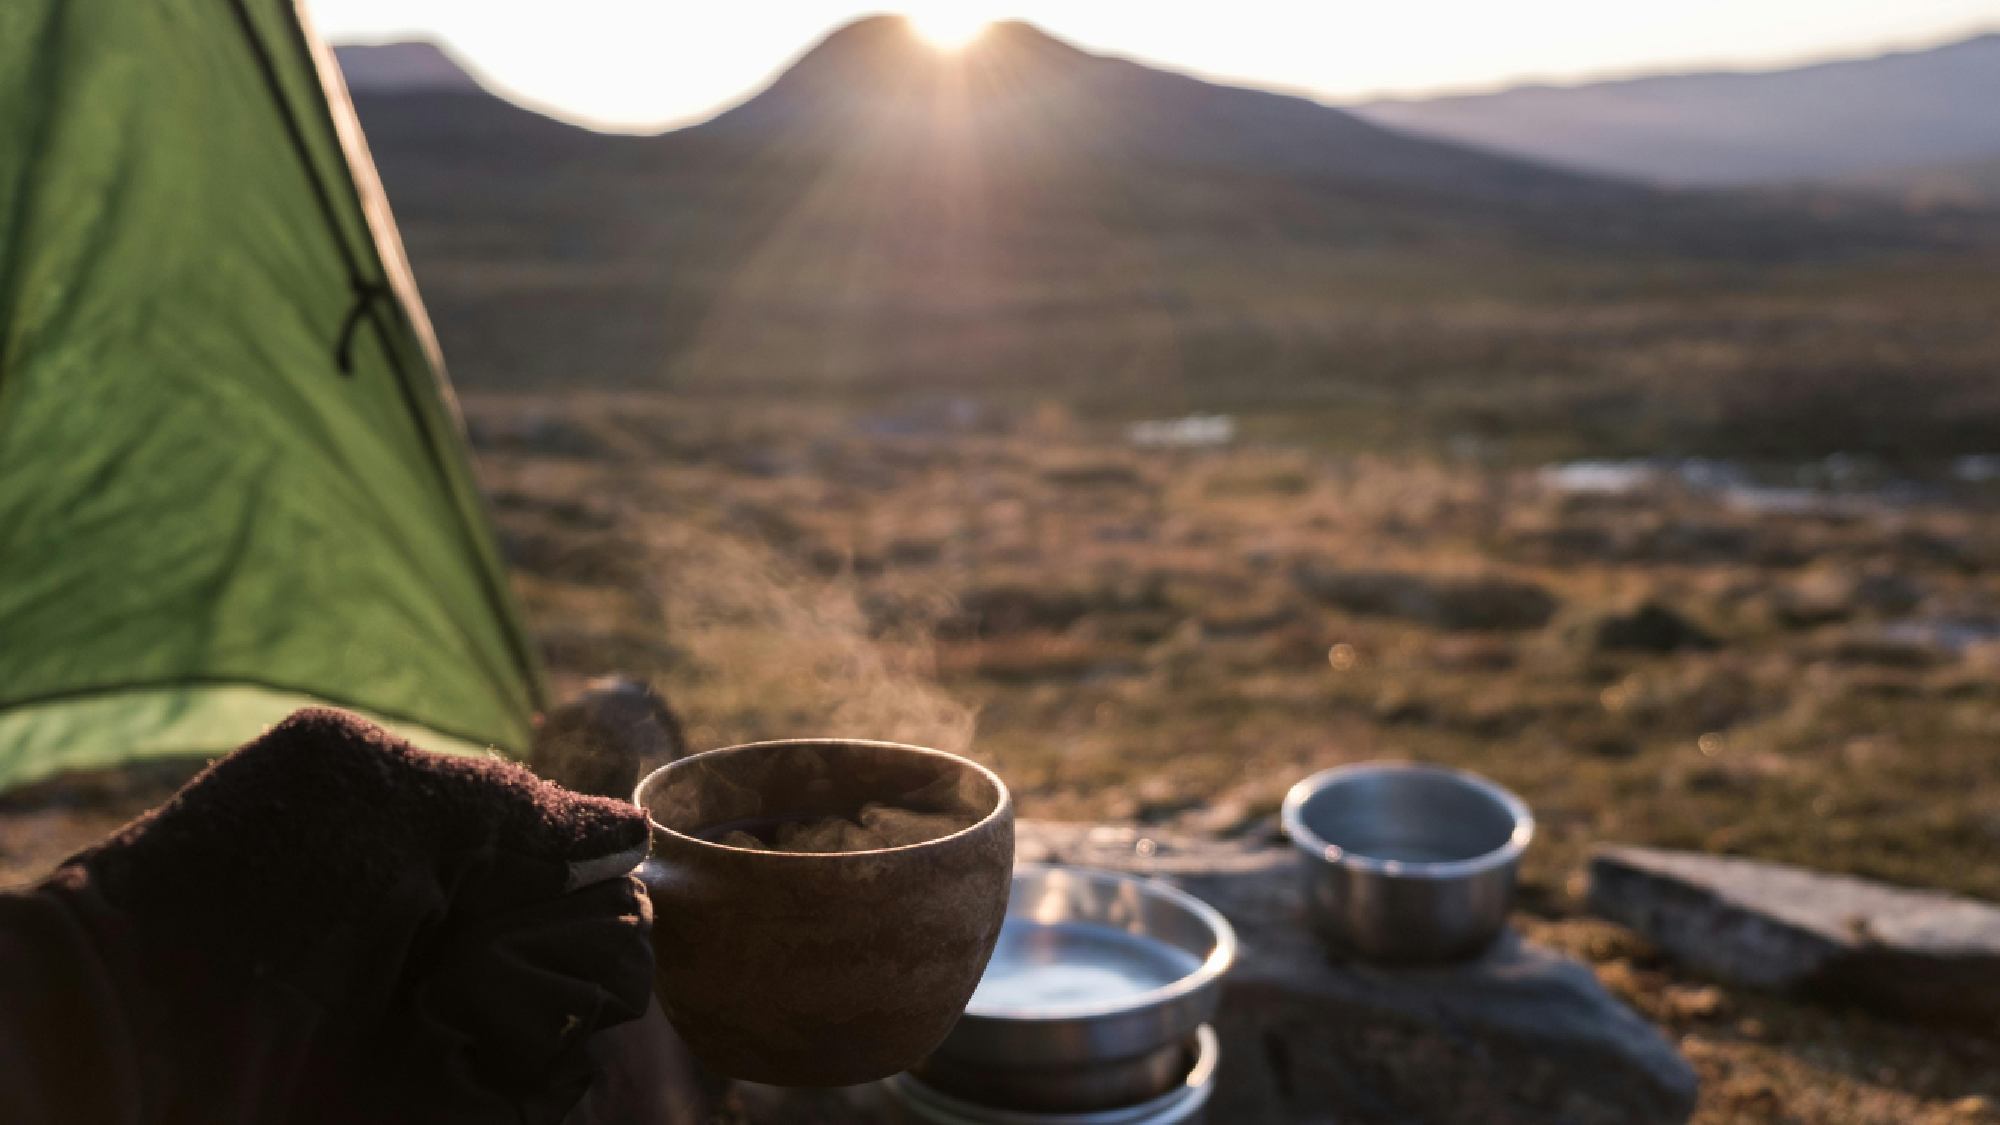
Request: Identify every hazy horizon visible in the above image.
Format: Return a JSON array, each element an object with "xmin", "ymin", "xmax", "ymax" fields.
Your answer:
[{"xmin": 310, "ymin": 1, "xmax": 2000, "ymax": 132}]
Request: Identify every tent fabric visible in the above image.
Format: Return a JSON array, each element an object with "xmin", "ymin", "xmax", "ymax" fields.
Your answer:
[{"xmin": 0, "ymin": 0, "xmax": 545, "ymax": 788}]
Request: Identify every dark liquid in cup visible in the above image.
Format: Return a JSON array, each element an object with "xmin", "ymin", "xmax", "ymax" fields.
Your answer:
[{"xmin": 696, "ymin": 804, "xmax": 973, "ymax": 853}]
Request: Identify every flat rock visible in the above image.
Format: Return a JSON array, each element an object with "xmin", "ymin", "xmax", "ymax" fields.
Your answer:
[
  {"xmin": 1018, "ymin": 822, "xmax": 1697, "ymax": 1125},
  {"xmin": 1590, "ymin": 845, "xmax": 2000, "ymax": 1032}
]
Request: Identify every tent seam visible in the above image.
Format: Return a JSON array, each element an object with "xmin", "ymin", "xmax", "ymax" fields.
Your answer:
[
  {"xmin": 275, "ymin": 0, "xmax": 547, "ymax": 710},
  {"xmin": 222, "ymin": 0, "xmax": 545, "ymax": 716}
]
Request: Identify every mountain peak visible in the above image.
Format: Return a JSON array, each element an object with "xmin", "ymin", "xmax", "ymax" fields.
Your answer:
[
  {"xmin": 694, "ymin": 12, "xmax": 1106, "ymax": 136},
  {"xmin": 775, "ymin": 13, "xmax": 1087, "ymax": 83},
  {"xmin": 811, "ymin": 13, "xmax": 1063, "ymax": 47}
]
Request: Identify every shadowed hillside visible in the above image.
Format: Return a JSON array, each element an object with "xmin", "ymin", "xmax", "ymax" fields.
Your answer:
[{"xmin": 1836, "ymin": 154, "xmax": 2000, "ymax": 212}]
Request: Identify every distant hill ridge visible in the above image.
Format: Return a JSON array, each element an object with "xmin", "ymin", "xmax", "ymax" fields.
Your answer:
[
  {"xmin": 1354, "ymin": 31, "xmax": 2000, "ymax": 187},
  {"xmin": 689, "ymin": 16, "xmax": 1639, "ymax": 206}
]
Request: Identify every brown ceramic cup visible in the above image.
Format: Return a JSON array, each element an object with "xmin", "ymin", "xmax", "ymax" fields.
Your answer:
[{"xmin": 634, "ymin": 738, "xmax": 1014, "ymax": 1087}]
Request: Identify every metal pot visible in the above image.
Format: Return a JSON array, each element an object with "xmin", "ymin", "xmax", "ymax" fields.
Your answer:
[
  {"xmin": 912, "ymin": 865, "xmax": 1234, "ymax": 1112},
  {"xmin": 1281, "ymin": 761, "xmax": 1532, "ymax": 963}
]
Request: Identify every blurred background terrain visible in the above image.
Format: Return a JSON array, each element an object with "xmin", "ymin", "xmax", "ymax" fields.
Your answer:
[{"xmin": 9, "ymin": 13, "xmax": 2000, "ymax": 1122}]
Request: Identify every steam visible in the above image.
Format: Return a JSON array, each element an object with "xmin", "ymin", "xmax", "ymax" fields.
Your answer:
[{"xmin": 637, "ymin": 519, "xmax": 976, "ymax": 756}]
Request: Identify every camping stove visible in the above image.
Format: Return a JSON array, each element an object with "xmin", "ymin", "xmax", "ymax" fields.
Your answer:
[{"xmin": 882, "ymin": 1024, "xmax": 1217, "ymax": 1124}]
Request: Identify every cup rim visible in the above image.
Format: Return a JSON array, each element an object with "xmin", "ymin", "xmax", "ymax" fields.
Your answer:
[
  {"xmin": 634, "ymin": 737, "xmax": 1012, "ymax": 859},
  {"xmin": 1280, "ymin": 760, "xmax": 1533, "ymax": 880}
]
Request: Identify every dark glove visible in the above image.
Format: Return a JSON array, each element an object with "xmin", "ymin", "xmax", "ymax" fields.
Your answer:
[{"xmin": 36, "ymin": 708, "xmax": 654, "ymax": 1125}]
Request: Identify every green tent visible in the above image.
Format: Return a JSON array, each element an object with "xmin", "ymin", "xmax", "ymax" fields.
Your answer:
[{"xmin": 0, "ymin": 0, "xmax": 545, "ymax": 787}]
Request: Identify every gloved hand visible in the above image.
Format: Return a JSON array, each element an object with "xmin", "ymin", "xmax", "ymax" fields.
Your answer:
[
  {"xmin": 521, "ymin": 679, "xmax": 714, "ymax": 1125},
  {"xmin": 19, "ymin": 708, "xmax": 655, "ymax": 1125}
]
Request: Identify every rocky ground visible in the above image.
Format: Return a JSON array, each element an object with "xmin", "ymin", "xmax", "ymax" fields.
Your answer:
[{"xmin": 5, "ymin": 391, "xmax": 1999, "ymax": 1122}]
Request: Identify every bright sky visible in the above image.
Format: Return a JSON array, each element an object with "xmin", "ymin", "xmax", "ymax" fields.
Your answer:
[{"xmin": 308, "ymin": 0, "xmax": 2000, "ymax": 132}]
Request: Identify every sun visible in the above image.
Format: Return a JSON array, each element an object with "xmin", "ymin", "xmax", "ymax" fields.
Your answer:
[{"xmin": 906, "ymin": 4, "xmax": 993, "ymax": 51}]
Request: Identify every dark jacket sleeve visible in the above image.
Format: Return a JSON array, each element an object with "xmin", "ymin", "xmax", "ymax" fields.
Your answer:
[{"xmin": 0, "ymin": 883, "xmax": 143, "ymax": 1125}]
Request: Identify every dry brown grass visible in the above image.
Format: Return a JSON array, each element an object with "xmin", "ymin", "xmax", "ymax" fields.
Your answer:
[{"xmin": 6, "ymin": 390, "xmax": 1999, "ymax": 1121}]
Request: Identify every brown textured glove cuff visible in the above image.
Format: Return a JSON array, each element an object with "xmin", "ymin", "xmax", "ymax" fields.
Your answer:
[{"xmin": 38, "ymin": 708, "xmax": 655, "ymax": 1125}]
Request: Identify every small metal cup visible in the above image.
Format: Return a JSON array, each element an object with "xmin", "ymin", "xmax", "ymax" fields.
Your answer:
[{"xmin": 1281, "ymin": 762, "xmax": 1532, "ymax": 963}]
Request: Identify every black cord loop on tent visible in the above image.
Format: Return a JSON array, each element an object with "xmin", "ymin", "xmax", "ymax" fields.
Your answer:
[
  {"xmin": 334, "ymin": 282, "xmax": 389, "ymax": 375},
  {"xmin": 225, "ymin": 0, "xmax": 381, "ymax": 376}
]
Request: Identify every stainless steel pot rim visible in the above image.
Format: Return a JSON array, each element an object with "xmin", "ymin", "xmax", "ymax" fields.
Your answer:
[
  {"xmin": 633, "ymin": 737, "xmax": 1013, "ymax": 859},
  {"xmin": 962, "ymin": 864, "xmax": 1235, "ymax": 1022},
  {"xmin": 888, "ymin": 1025, "xmax": 1219, "ymax": 1124},
  {"xmin": 1280, "ymin": 760, "xmax": 1534, "ymax": 880}
]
